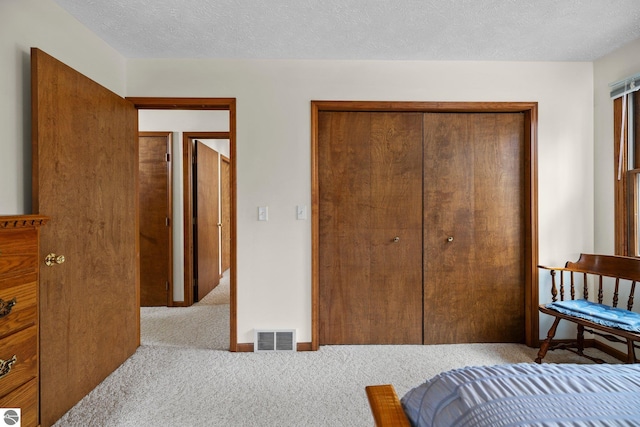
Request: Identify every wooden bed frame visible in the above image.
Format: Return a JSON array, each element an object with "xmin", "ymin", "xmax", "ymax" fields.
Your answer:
[{"xmin": 365, "ymin": 384, "xmax": 410, "ymax": 426}]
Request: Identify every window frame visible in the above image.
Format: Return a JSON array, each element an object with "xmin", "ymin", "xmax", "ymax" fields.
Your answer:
[{"xmin": 614, "ymin": 94, "xmax": 640, "ymax": 256}]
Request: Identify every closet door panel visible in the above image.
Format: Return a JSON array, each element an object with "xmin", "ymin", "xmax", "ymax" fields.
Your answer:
[
  {"xmin": 319, "ymin": 112, "xmax": 423, "ymax": 344},
  {"xmin": 423, "ymin": 113, "xmax": 525, "ymax": 344},
  {"xmin": 369, "ymin": 113, "xmax": 423, "ymax": 344},
  {"xmin": 319, "ymin": 112, "xmax": 372, "ymax": 344}
]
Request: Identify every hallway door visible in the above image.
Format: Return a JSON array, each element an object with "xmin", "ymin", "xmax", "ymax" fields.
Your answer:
[
  {"xmin": 139, "ymin": 132, "xmax": 172, "ymax": 306},
  {"xmin": 221, "ymin": 155, "xmax": 231, "ymax": 273},
  {"xmin": 194, "ymin": 141, "xmax": 220, "ymax": 300}
]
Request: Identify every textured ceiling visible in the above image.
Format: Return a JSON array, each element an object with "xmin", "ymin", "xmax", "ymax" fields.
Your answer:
[{"xmin": 51, "ymin": 0, "xmax": 640, "ymax": 61}]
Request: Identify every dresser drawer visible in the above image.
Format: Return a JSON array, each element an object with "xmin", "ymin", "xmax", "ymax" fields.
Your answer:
[
  {"xmin": 0, "ymin": 326, "xmax": 37, "ymax": 398},
  {"xmin": 0, "ymin": 229, "xmax": 38, "ymax": 278},
  {"xmin": 0, "ymin": 378, "xmax": 37, "ymax": 427},
  {"xmin": 0, "ymin": 273, "xmax": 37, "ymax": 339}
]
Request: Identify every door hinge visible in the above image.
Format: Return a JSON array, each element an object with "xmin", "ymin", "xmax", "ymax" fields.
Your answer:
[
  {"xmin": 166, "ymin": 217, "xmax": 170, "ymax": 227},
  {"xmin": 193, "ymin": 154, "xmax": 197, "ymax": 164},
  {"xmin": 166, "ymin": 281, "xmax": 169, "ymax": 291},
  {"xmin": 166, "ymin": 153, "xmax": 171, "ymax": 162}
]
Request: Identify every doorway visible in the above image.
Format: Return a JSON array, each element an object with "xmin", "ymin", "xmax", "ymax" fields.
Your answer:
[
  {"xmin": 128, "ymin": 97, "xmax": 238, "ymax": 352},
  {"xmin": 184, "ymin": 134, "xmax": 231, "ymax": 303},
  {"xmin": 311, "ymin": 101, "xmax": 539, "ymax": 350}
]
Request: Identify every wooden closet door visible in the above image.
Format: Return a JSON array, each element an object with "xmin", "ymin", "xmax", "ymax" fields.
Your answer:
[
  {"xmin": 423, "ymin": 113, "xmax": 525, "ymax": 344},
  {"xmin": 319, "ymin": 112, "xmax": 423, "ymax": 344}
]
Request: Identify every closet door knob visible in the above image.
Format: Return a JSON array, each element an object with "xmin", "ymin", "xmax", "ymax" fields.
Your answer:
[
  {"xmin": 45, "ymin": 253, "xmax": 65, "ymax": 266},
  {"xmin": 393, "ymin": 236, "xmax": 400, "ymax": 243},
  {"xmin": 447, "ymin": 236, "xmax": 454, "ymax": 242}
]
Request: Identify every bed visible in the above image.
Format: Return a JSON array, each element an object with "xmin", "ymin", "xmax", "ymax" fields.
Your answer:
[{"xmin": 366, "ymin": 363, "xmax": 640, "ymax": 426}]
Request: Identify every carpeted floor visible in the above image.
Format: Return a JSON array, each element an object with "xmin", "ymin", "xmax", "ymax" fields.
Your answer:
[{"xmin": 53, "ymin": 274, "xmax": 619, "ymax": 426}]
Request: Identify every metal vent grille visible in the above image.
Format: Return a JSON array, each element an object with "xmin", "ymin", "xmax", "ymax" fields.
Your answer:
[{"xmin": 254, "ymin": 329, "xmax": 296, "ymax": 352}]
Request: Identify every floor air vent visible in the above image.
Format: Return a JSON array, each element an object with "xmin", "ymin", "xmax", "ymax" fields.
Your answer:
[{"xmin": 254, "ymin": 329, "xmax": 296, "ymax": 352}]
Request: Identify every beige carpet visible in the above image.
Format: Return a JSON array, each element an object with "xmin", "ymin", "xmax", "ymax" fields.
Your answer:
[
  {"xmin": 53, "ymin": 275, "xmax": 619, "ymax": 426},
  {"xmin": 138, "ymin": 274, "xmax": 231, "ymax": 350}
]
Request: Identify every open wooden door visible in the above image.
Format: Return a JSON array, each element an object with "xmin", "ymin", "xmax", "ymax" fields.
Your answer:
[
  {"xmin": 31, "ymin": 48, "xmax": 139, "ymax": 426},
  {"xmin": 139, "ymin": 132, "xmax": 172, "ymax": 306},
  {"xmin": 194, "ymin": 141, "xmax": 220, "ymax": 300},
  {"xmin": 221, "ymin": 155, "xmax": 231, "ymax": 274}
]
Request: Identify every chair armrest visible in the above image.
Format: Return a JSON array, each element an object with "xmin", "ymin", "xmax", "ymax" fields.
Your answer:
[{"xmin": 538, "ymin": 264, "xmax": 569, "ymax": 271}]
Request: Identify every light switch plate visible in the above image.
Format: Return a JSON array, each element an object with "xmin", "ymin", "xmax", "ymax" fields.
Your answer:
[
  {"xmin": 296, "ymin": 205, "xmax": 307, "ymax": 220},
  {"xmin": 258, "ymin": 206, "xmax": 268, "ymax": 221}
]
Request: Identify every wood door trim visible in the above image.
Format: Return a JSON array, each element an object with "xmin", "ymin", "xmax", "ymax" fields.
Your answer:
[
  {"xmin": 139, "ymin": 131, "xmax": 175, "ymax": 136},
  {"xmin": 127, "ymin": 97, "xmax": 235, "ymax": 110},
  {"xmin": 311, "ymin": 100, "xmax": 539, "ymax": 351},
  {"xmin": 128, "ymin": 97, "xmax": 238, "ymax": 352},
  {"xmin": 312, "ymin": 100, "xmax": 538, "ymax": 113},
  {"xmin": 139, "ymin": 131, "xmax": 173, "ymax": 306}
]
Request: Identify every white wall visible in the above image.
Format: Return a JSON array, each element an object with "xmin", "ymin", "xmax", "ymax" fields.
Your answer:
[
  {"xmin": 138, "ymin": 110, "xmax": 229, "ymax": 301},
  {"xmin": 127, "ymin": 59, "xmax": 595, "ymax": 343},
  {"xmin": 0, "ymin": 0, "xmax": 126, "ymax": 214},
  {"xmin": 594, "ymin": 38, "xmax": 640, "ymax": 254}
]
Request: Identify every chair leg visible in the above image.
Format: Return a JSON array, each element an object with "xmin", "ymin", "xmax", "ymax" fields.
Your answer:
[
  {"xmin": 536, "ymin": 317, "xmax": 561, "ymax": 363},
  {"xmin": 627, "ymin": 339, "xmax": 637, "ymax": 364},
  {"xmin": 576, "ymin": 324, "xmax": 585, "ymax": 356}
]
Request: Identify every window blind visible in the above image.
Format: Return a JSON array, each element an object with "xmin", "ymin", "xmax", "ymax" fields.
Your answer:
[
  {"xmin": 612, "ymin": 73, "xmax": 639, "ymax": 180},
  {"xmin": 610, "ymin": 72, "xmax": 640, "ymax": 99}
]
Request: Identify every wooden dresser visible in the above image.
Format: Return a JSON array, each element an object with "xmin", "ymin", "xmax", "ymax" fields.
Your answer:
[{"xmin": 0, "ymin": 215, "xmax": 47, "ymax": 427}]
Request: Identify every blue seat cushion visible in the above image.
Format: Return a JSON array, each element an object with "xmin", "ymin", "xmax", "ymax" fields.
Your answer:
[{"xmin": 546, "ymin": 299, "xmax": 640, "ymax": 333}]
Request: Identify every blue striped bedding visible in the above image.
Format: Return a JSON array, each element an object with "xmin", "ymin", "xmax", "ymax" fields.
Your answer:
[{"xmin": 401, "ymin": 363, "xmax": 640, "ymax": 427}]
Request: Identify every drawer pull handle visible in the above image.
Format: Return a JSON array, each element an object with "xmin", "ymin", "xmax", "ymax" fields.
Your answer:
[
  {"xmin": 0, "ymin": 355, "xmax": 16, "ymax": 380},
  {"xmin": 0, "ymin": 298, "xmax": 16, "ymax": 319}
]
